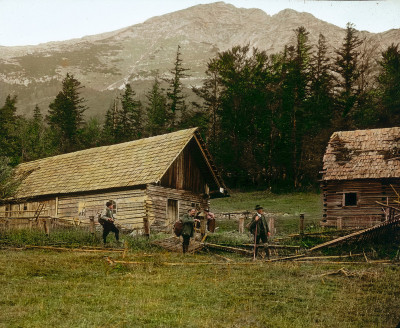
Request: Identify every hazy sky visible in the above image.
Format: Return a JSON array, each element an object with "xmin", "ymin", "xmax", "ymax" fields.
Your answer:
[{"xmin": 0, "ymin": 0, "xmax": 399, "ymax": 47}]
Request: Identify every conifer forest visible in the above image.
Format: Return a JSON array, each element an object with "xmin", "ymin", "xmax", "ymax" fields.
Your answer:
[{"xmin": 1, "ymin": 24, "xmax": 400, "ymax": 191}]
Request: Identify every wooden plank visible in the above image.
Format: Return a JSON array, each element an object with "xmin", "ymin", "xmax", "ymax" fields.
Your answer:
[{"xmin": 309, "ymin": 217, "xmax": 400, "ymax": 252}]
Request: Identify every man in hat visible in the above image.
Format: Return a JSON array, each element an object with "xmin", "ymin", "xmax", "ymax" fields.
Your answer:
[
  {"xmin": 180, "ymin": 208, "xmax": 200, "ymax": 253},
  {"xmin": 100, "ymin": 200, "xmax": 120, "ymax": 245},
  {"xmin": 249, "ymin": 205, "xmax": 270, "ymax": 256}
]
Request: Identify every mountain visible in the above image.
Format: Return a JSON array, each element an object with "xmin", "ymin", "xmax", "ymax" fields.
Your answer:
[{"xmin": 0, "ymin": 2, "xmax": 399, "ymax": 118}]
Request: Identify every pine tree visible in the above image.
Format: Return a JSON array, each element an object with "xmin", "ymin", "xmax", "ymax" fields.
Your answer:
[
  {"xmin": 192, "ymin": 58, "xmax": 222, "ymax": 153},
  {"xmin": 164, "ymin": 45, "xmax": 190, "ymax": 129},
  {"xmin": 0, "ymin": 156, "xmax": 21, "ymax": 199},
  {"xmin": 102, "ymin": 100, "xmax": 119, "ymax": 144},
  {"xmin": 376, "ymin": 44, "xmax": 400, "ymax": 126},
  {"xmin": 300, "ymin": 33, "xmax": 335, "ymax": 184},
  {"xmin": 276, "ymin": 27, "xmax": 312, "ymax": 187},
  {"xmin": 81, "ymin": 117, "xmax": 103, "ymax": 148},
  {"xmin": 47, "ymin": 73, "xmax": 87, "ymax": 153},
  {"xmin": 19, "ymin": 105, "xmax": 50, "ymax": 161},
  {"xmin": 146, "ymin": 76, "xmax": 169, "ymax": 136},
  {"xmin": 333, "ymin": 23, "xmax": 363, "ymax": 127},
  {"xmin": 0, "ymin": 95, "xmax": 20, "ymax": 164},
  {"xmin": 116, "ymin": 84, "xmax": 142, "ymax": 142}
]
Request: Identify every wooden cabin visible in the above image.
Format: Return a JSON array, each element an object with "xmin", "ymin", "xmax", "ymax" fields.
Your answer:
[
  {"xmin": 0, "ymin": 128, "xmax": 227, "ymax": 233},
  {"xmin": 321, "ymin": 127, "xmax": 400, "ymax": 228}
]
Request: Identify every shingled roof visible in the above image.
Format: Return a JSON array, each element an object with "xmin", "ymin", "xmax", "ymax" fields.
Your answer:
[
  {"xmin": 322, "ymin": 127, "xmax": 400, "ymax": 181},
  {"xmin": 14, "ymin": 128, "xmax": 225, "ymax": 198}
]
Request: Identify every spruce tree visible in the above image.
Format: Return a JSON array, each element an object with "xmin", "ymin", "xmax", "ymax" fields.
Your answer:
[
  {"xmin": 164, "ymin": 45, "xmax": 190, "ymax": 129},
  {"xmin": 0, "ymin": 95, "xmax": 20, "ymax": 164},
  {"xmin": 0, "ymin": 156, "xmax": 21, "ymax": 199},
  {"xmin": 192, "ymin": 58, "xmax": 222, "ymax": 153},
  {"xmin": 47, "ymin": 73, "xmax": 87, "ymax": 153},
  {"xmin": 19, "ymin": 105, "xmax": 50, "ymax": 161},
  {"xmin": 102, "ymin": 100, "xmax": 119, "ymax": 144},
  {"xmin": 333, "ymin": 23, "xmax": 363, "ymax": 127},
  {"xmin": 376, "ymin": 44, "xmax": 400, "ymax": 126},
  {"xmin": 116, "ymin": 83, "xmax": 142, "ymax": 142},
  {"xmin": 146, "ymin": 76, "xmax": 169, "ymax": 136}
]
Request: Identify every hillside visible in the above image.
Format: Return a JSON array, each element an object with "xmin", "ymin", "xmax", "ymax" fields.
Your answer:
[{"xmin": 0, "ymin": 1, "xmax": 398, "ymax": 117}]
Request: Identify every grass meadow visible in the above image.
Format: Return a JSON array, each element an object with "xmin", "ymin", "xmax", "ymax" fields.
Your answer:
[{"xmin": 1, "ymin": 191, "xmax": 400, "ymax": 328}]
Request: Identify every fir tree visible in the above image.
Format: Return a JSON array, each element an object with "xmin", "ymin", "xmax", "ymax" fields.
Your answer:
[
  {"xmin": 333, "ymin": 23, "xmax": 363, "ymax": 127},
  {"xmin": 146, "ymin": 76, "xmax": 169, "ymax": 136},
  {"xmin": 376, "ymin": 44, "xmax": 400, "ymax": 126},
  {"xmin": 116, "ymin": 83, "xmax": 142, "ymax": 142},
  {"xmin": 0, "ymin": 95, "xmax": 20, "ymax": 164},
  {"xmin": 164, "ymin": 45, "xmax": 190, "ymax": 129},
  {"xmin": 47, "ymin": 73, "xmax": 87, "ymax": 153}
]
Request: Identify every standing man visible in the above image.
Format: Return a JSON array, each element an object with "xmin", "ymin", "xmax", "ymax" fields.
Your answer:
[
  {"xmin": 249, "ymin": 205, "xmax": 270, "ymax": 257},
  {"xmin": 100, "ymin": 200, "xmax": 120, "ymax": 245},
  {"xmin": 181, "ymin": 208, "xmax": 200, "ymax": 254}
]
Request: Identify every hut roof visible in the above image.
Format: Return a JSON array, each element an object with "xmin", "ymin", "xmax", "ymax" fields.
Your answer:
[
  {"xmin": 14, "ymin": 128, "xmax": 226, "ymax": 198},
  {"xmin": 322, "ymin": 127, "xmax": 400, "ymax": 181}
]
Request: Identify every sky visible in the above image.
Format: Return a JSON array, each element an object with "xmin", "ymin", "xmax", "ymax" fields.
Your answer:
[{"xmin": 0, "ymin": 0, "xmax": 399, "ymax": 47}]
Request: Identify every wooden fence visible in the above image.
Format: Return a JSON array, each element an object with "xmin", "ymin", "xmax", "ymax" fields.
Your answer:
[{"xmin": 0, "ymin": 216, "xmax": 99, "ymax": 235}]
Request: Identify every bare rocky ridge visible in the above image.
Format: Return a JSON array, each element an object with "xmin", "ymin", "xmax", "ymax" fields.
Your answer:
[{"xmin": 0, "ymin": 1, "xmax": 398, "ymax": 117}]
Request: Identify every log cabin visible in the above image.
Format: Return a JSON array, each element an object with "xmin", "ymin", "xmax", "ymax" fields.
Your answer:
[
  {"xmin": 321, "ymin": 127, "xmax": 400, "ymax": 228},
  {"xmin": 0, "ymin": 128, "xmax": 227, "ymax": 233}
]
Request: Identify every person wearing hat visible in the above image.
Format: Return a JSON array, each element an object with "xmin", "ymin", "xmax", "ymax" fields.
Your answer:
[
  {"xmin": 100, "ymin": 200, "xmax": 120, "ymax": 245},
  {"xmin": 180, "ymin": 208, "xmax": 200, "ymax": 253},
  {"xmin": 249, "ymin": 205, "xmax": 270, "ymax": 256}
]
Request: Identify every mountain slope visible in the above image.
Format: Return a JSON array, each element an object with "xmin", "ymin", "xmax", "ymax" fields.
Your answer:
[{"xmin": 0, "ymin": 2, "xmax": 398, "ymax": 117}]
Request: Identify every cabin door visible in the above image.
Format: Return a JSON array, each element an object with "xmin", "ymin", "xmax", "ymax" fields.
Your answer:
[{"xmin": 167, "ymin": 199, "xmax": 179, "ymax": 229}]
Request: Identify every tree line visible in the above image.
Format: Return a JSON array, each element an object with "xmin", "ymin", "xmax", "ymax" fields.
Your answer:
[{"xmin": 1, "ymin": 24, "xmax": 399, "ymax": 191}]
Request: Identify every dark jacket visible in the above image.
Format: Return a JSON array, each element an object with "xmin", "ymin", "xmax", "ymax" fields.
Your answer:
[
  {"xmin": 249, "ymin": 213, "xmax": 269, "ymax": 237},
  {"xmin": 181, "ymin": 213, "xmax": 195, "ymax": 237}
]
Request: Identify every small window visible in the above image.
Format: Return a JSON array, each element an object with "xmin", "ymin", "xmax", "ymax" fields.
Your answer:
[
  {"xmin": 344, "ymin": 193, "xmax": 357, "ymax": 206},
  {"xmin": 191, "ymin": 202, "xmax": 200, "ymax": 211}
]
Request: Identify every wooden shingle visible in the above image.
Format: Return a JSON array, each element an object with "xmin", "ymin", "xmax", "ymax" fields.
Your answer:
[
  {"xmin": 15, "ymin": 128, "xmax": 217, "ymax": 198},
  {"xmin": 323, "ymin": 127, "xmax": 400, "ymax": 181}
]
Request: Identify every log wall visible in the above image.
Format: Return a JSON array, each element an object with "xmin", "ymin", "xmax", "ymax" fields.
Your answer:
[
  {"xmin": 57, "ymin": 188, "xmax": 148, "ymax": 230},
  {"xmin": 147, "ymin": 184, "xmax": 208, "ymax": 232},
  {"xmin": 0, "ymin": 198, "xmax": 56, "ymax": 218},
  {"xmin": 1, "ymin": 184, "xmax": 209, "ymax": 234},
  {"xmin": 322, "ymin": 179, "xmax": 400, "ymax": 228}
]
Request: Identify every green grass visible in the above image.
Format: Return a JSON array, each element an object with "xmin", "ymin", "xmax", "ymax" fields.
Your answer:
[
  {"xmin": 1, "ymin": 191, "xmax": 399, "ymax": 327},
  {"xmin": 211, "ymin": 190, "xmax": 323, "ymax": 237},
  {"xmin": 1, "ymin": 249, "xmax": 399, "ymax": 328}
]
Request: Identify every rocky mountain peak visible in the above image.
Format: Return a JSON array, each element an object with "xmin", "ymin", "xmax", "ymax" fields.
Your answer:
[{"xmin": 0, "ymin": 2, "xmax": 398, "ymax": 117}]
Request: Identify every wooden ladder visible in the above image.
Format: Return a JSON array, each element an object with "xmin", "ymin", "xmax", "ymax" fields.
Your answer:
[{"xmin": 33, "ymin": 203, "xmax": 45, "ymax": 221}]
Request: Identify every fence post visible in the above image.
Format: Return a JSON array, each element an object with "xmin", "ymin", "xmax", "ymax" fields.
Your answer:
[
  {"xmin": 143, "ymin": 218, "xmax": 150, "ymax": 238},
  {"xmin": 269, "ymin": 217, "xmax": 275, "ymax": 238},
  {"xmin": 337, "ymin": 218, "xmax": 343, "ymax": 230},
  {"xmin": 89, "ymin": 216, "xmax": 95, "ymax": 234},
  {"xmin": 299, "ymin": 213, "xmax": 305, "ymax": 236},
  {"xmin": 238, "ymin": 217, "xmax": 245, "ymax": 234},
  {"xmin": 42, "ymin": 218, "xmax": 50, "ymax": 235}
]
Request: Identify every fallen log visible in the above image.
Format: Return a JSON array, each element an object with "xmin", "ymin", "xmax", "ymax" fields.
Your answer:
[
  {"xmin": 106, "ymin": 257, "xmax": 260, "ymax": 266},
  {"xmin": 242, "ymin": 244, "xmax": 301, "ymax": 250},
  {"xmin": 203, "ymin": 243, "xmax": 253, "ymax": 256},
  {"xmin": 24, "ymin": 245, "xmax": 125, "ymax": 253},
  {"xmin": 265, "ymin": 254, "xmax": 307, "ymax": 262}
]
